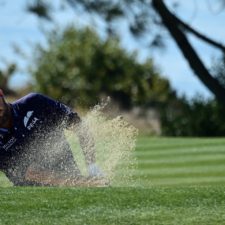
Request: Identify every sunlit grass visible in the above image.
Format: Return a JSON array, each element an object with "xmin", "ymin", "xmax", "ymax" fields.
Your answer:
[
  {"xmin": 1, "ymin": 137, "xmax": 225, "ymax": 224},
  {"xmin": 0, "ymin": 187, "xmax": 225, "ymax": 225}
]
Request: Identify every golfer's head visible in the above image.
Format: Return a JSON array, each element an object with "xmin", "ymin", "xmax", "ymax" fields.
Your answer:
[
  {"xmin": 0, "ymin": 89, "xmax": 6, "ymax": 108},
  {"xmin": 0, "ymin": 89, "xmax": 10, "ymax": 126}
]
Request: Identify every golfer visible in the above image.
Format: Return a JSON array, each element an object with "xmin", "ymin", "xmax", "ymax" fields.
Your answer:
[{"xmin": 0, "ymin": 89, "xmax": 105, "ymax": 187}]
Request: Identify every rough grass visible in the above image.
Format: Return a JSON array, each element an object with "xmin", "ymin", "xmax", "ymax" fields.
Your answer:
[
  {"xmin": 1, "ymin": 187, "xmax": 225, "ymax": 225},
  {"xmin": 1, "ymin": 137, "xmax": 225, "ymax": 225}
]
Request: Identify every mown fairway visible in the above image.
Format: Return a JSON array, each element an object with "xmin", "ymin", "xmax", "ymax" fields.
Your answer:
[
  {"xmin": 1, "ymin": 137, "xmax": 225, "ymax": 225},
  {"xmin": 134, "ymin": 137, "xmax": 225, "ymax": 187}
]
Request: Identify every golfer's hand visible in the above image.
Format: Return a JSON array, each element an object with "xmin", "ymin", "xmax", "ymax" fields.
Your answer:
[{"xmin": 88, "ymin": 163, "xmax": 104, "ymax": 178}]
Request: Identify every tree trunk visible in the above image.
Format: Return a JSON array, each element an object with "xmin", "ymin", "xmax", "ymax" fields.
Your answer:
[{"xmin": 152, "ymin": 0, "xmax": 225, "ymax": 105}]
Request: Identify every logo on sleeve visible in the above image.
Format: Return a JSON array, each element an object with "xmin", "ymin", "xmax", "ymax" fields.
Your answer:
[
  {"xmin": 24, "ymin": 111, "xmax": 34, "ymax": 127},
  {"xmin": 3, "ymin": 137, "xmax": 17, "ymax": 151},
  {"xmin": 24, "ymin": 111, "xmax": 39, "ymax": 130}
]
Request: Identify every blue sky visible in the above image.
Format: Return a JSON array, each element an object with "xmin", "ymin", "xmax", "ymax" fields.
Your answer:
[{"xmin": 1, "ymin": 0, "xmax": 225, "ymax": 99}]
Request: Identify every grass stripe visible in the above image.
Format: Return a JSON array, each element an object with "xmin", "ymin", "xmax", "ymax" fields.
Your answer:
[
  {"xmin": 132, "ymin": 164, "xmax": 225, "ymax": 175},
  {"xmin": 137, "ymin": 176, "xmax": 225, "ymax": 186},
  {"xmin": 137, "ymin": 158, "xmax": 225, "ymax": 169},
  {"xmin": 135, "ymin": 153, "xmax": 225, "ymax": 164},
  {"xmin": 135, "ymin": 147, "xmax": 225, "ymax": 158},
  {"xmin": 136, "ymin": 137, "xmax": 225, "ymax": 148}
]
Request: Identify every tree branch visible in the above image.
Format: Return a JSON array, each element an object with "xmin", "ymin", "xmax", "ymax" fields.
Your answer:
[
  {"xmin": 152, "ymin": 0, "xmax": 225, "ymax": 105},
  {"xmin": 173, "ymin": 13, "xmax": 225, "ymax": 53}
]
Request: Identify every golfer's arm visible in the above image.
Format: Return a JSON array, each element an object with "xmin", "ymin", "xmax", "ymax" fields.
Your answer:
[{"xmin": 75, "ymin": 121, "xmax": 96, "ymax": 166}]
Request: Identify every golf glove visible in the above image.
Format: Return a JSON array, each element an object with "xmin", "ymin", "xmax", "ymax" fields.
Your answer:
[{"xmin": 88, "ymin": 163, "xmax": 104, "ymax": 177}]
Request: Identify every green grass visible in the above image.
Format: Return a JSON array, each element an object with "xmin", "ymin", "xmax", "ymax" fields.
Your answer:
[
  {"xmin": 135, "ymin": 137, "xmax": 225, "ymax": 186},
  {"xmin": 1, "ymin": 187, "xmax": 225, "ymax": 225},
  {"xmin": 1, "ymin": 137, "xmax": 225, "ymax": 224}
]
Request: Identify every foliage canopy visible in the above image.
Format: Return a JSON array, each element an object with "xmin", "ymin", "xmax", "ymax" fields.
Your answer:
[{"xmin": 31, "ymin": 26, "xmax": 175, "ymax": 108}]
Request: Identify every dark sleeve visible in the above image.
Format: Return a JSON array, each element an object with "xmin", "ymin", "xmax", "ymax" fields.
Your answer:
[
  {"xmin": 0, "ymin": 143, "xmax": 9, "ymax": 170},
  {"xmin": 0, "ymin": 146, "xmax": 3, "ymax": 170},
  {"xmin": 28, "ymin": 93, "xmax": 81, "ymax": 127}
]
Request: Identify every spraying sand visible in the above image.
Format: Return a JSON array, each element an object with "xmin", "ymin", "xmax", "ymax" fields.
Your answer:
[{"xmin": 67, "ymin": 100, "xmax": 139, "ymax": 186}]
